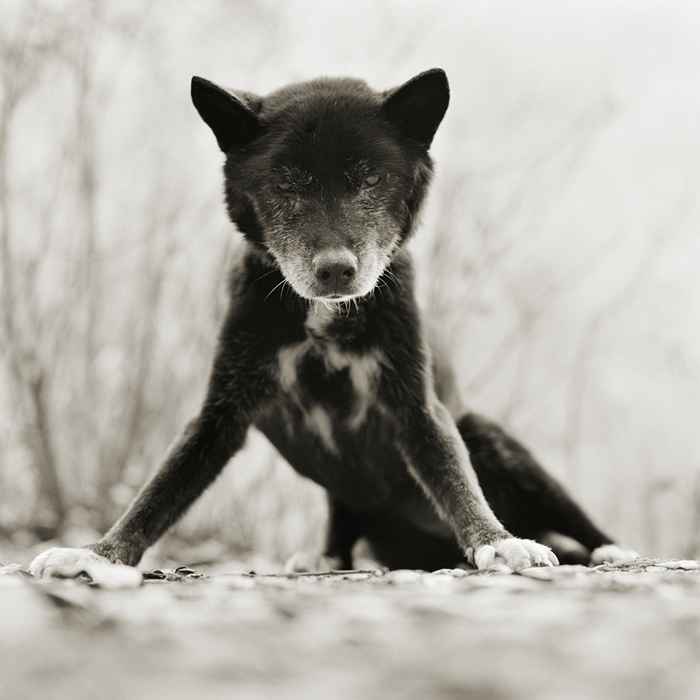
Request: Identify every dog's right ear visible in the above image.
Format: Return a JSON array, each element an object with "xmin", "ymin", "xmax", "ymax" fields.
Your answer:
[{"xmin": 191, "ymin": 76, "xmax": 262, "ymax": 152}]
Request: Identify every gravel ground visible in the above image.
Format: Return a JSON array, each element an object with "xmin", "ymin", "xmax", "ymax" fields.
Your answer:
[{"xmin": 2, "ymin": 559, "xmax": 700, "ymax": 700}]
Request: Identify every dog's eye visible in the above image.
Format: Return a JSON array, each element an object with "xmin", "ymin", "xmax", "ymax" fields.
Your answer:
[{"xmin": 364, "ymin": 174, "xmax": 381, "ymax": 187}]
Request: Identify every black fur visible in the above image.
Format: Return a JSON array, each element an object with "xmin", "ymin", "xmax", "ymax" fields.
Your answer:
[{"xmin": 88, "ymin": 70, "xmax": 617, "ymax": 570}]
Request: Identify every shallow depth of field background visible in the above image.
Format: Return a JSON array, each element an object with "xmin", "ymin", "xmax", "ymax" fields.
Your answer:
[{"xmin": 1, "ymin": 0, "xmax": 699, "ymax": 565}]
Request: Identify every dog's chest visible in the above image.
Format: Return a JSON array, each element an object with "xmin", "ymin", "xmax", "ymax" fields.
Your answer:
[{"xmin": 276, "ymin": 324, "xmax": 382, "ymax": 453}]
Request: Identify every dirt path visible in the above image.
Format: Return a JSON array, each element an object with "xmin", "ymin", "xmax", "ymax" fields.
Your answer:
[{"xmin": 2, "ymin": 559, "xmax": 699, "ymax": 700}]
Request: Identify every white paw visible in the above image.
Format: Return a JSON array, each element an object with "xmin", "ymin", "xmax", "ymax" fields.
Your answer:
[
  {"xmin": 28, "ymin": 547, "xmax": 142, "ymax": 588},
  {"xmin": 473, "ymin": 538, "xmax": 559, "ymax": 572},
  {"xmin": 591, "ymin": 544, "xmax": 639, "ymax": 565},
  {"xmin": 284, "ymin": 551, "xmax": 344, "ymax": 573},
  {"xmin": 29, "ymin": 547, "xmax": 106, "ymax": 579}
]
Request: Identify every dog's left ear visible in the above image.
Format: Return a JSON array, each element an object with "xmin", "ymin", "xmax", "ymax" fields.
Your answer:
[
  {"xmin": 382, "ymin": 68, "xmax": 449, "ymax": 148},
  {"xmin": 191, "ymin": 76, "xmax": 263, "ymax": 152}
]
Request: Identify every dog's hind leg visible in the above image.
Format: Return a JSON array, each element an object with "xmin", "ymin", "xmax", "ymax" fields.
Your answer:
[
  {"xmin": 322, "ymin": 497, "xmax": 367, "ymax": 569},
  {"xmin": 430, "ymin": 336, "xmax": 637, "ymax": 565},
  {"xmin": 455, "ymin": 412, "xmax": 637, "ymax": 564},
  {"xmin": 286, "ymin": 496, "xmax": 365, "ymax": 572}
]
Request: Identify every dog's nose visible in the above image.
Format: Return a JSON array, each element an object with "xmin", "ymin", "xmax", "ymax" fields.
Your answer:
[{"xmin": 313, "ymin": 249, "xmax": 358, "ymax": 293}]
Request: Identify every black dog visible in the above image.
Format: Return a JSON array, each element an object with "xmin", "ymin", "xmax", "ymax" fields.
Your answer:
[{"xmin": 31, "ymin": 69, "xmax": 636, "ymax": 577}]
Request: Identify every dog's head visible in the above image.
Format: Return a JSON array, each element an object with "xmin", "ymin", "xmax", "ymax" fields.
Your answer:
[{"xmin": 191, "ymin": 70, "xmax": 449, "ymax": 301}]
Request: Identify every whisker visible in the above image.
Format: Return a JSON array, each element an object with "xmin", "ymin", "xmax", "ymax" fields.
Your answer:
[
  {"xmin": 265, "ymin": 278, "xmax": 287, "ymax": 301},
  {"xmin": 252, "ymin": 268, "xmax": 278, "ymax": 285}
]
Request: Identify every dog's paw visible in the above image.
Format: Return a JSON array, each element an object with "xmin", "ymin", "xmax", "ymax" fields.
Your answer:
[
  {"xmin": 590, "ymin": 544, "xmax": 639, "ymax": 565},
  {"xmin": 29, "ymin": 547, "xmax": 142, "ymax": 588},
  {"xmin": 284, "ymin": 551, "xmax": 345, "ymax": 573},
  {"xmin": 28, "ymin": 547, "xmax": 107, "ymax": 579},
  {"xmin": 471, "ymin": 537, "xmax": 559, "ymax": 572}
]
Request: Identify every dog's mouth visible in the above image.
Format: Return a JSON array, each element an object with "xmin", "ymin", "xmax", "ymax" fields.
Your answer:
[
  {"xmin": 323, "ymin": 292, "xmax": 358, "ymax": 301},
  {"xmin": 292, "ymin": 276, "xmax": 376, "ymax": 304},
  {"xmin": 313, "ymin": 292, "xmax": 363, "ymax": 304}
]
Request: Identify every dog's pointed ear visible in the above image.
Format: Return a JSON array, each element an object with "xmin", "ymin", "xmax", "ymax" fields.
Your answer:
[
  {"xmin": 191, "ymin": 76, "xmax": 262, "ymax": 152},
  {"xmin": 381, "ymin": 68, "xmax": 449, "ymax": 148}
]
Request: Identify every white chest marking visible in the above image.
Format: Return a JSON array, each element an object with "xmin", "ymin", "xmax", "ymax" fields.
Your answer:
[
  {"xmin": 278, "ymin": 339, "xmax": 313, "ymax": 396},
  {"xmin": 275, "ymin": 302, "xmax": 386, "ymax": 450},
  {"xmin": 324, "ymin": 345, "xmax": 383, "ymax": 429},
  {"xmin": 276, "ymin": 337, "xmax": 384, "ymax": 449},
  {"xmin": 304, "ymin": 405, "xmax": 338, "ymax": 453}
]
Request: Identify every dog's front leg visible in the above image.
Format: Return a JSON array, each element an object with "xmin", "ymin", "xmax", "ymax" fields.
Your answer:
[
  {"xmin": 30, "ymin": 410, "xmax": 251, "ymax": 577},
  {"xmin": 30, "ymin": 310, "xmax": 279, "ymax": 578},
  {"xmin": 402, "ymin": 400, "xmax": 558, "ymax": 571},
  {"xmin": 94, "ymin": 410, "xmax": 250, "ymax": 566}
]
